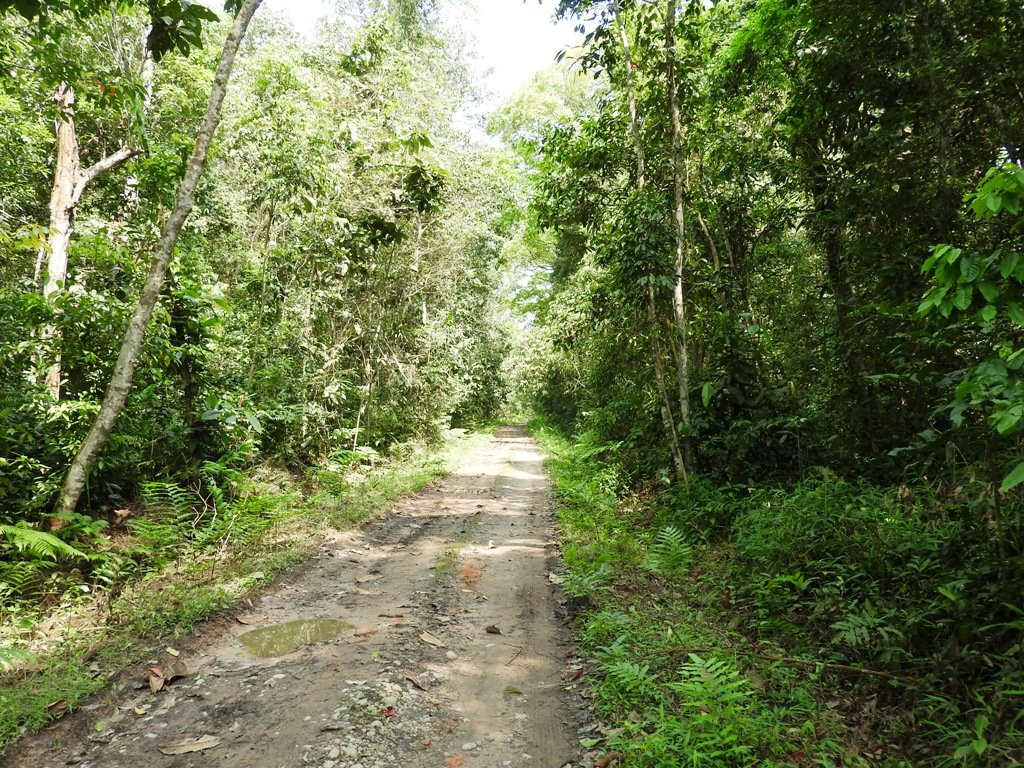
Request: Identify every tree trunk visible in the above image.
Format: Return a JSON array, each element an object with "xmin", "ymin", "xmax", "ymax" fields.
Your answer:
[
  {"xmin": 54, "ymin": 0, "xmax": 264, "ymax": 524},
  {"xmin": 613, "ymin": 0, "xmax": 685, "ymax": 478},
  {"xmin": 39, "ymin": 83, "xmax": 136, "ymax": 400},
  {"xmin": 647, "ymin": 284, "xmax": 686, "ymax": 478},
  {"xmin": 664, "ymin": 0, "xmax": 695, "ymax": 474},
  {"xmin": 612, "ymin": 0, "xmax": 645, "ymax": 190}
]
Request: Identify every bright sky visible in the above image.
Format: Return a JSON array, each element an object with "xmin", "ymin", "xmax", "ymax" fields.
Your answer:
[{"xmin": 262, "ymin": 0, "xmax": 579, "ymax": 110}]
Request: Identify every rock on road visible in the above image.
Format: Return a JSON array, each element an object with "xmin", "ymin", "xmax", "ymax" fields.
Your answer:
[{"xmin": 4, "ymin": 426, "xmax": 585, "ymax": 768}]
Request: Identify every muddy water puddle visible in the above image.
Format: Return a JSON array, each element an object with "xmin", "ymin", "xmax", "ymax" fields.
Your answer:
[{"xmin": 239, "ymin": 619, "xmax": 352, "ymax": 657}]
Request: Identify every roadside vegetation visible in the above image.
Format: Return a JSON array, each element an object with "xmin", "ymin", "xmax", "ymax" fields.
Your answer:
[
  {"xmin": 537, "ymin": 421, "xmax": 1023, "ymax": 767},
  {"xmin": 513, "ymin": 1, "xmax": 1024, "ymax": 765}
]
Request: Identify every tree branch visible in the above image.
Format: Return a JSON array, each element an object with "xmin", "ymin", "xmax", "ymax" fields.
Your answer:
[{"xmin": 73, "ymin": 146, "xmax": 138, "ymax": 203}]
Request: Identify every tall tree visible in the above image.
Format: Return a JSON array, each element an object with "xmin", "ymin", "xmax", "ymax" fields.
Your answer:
[
  {"xmin": 55, "ymin": 0, "xmax": 264, "ymax": 521},
  {"xmin": 39, "ymin": 81, "xmax": 135, "ymax": 398},
  {"xmin": 663, "ymin": 0, "xmax": 694, "ymax": 475}
]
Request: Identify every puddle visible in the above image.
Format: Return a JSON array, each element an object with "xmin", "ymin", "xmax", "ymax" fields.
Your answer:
[{"xmin": 239, "ymin": 619, "xmax": 353, "ymax": 657}]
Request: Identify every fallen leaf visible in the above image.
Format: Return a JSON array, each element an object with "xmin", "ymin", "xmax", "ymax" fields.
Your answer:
[
  {"xmin": 165, "ymin": 647, "xmax": 179, "ymax": 657},
  {"xmin": 45, "ymin": 700, "xmax": 68, "ymax": 716},
  {"xmin": 405, "ymin": 674, "xmax": 430, "ymax": 691},
  {"xmin": 504, "ymin": 685, "xmax": 523, "ymax": 695},
  {"xmin": 421, "ymin": 738, "xmax": 433, "ymax": 746},
  {"xmin": 487, "ymin": 539, "xmax": 495, "ymax": 548},
  {"xmin": 355, "ymin": 574, "xmax": 383, "ymax": 584},
  {"xmin": 354, "ymin": 627, "xmax": 378, "ymax": 637},
  {"xmin": 114, "ymin": 507, "xmax": 133, "ymax": 522},
  {"xmin": 444, "ymin": 757, "xmax": 466, "ymax": 767},
  {"xmin": 484, "ymin": 625, "xmax": 502, "ymax": 635},
  {"xmin": 594, "ymin": 756, "xmax": 615, "ymax": 768},
  {"xmin": 378, "ymin": 613, "xmax": 405, "ymax": 618},
  {"xmin": 158, "ymin": 735, "xmax": 221, "ymax": 755},
  {"xmin": 235, "ymin": 616, "xmax": 252, "ymax": 625},
  {"xmin": 378, "ymin": 706, "xmax": 397, "ymax": 718},
  {"xmin": 134, "ymin": 708, "xmax": 147, "ymax": 716},
  {"xmin": 419, "ymin": 631, "xmax": 446, "ymax": 648},
  {"xmin": 566, "ymin": 667, "xmax": 584, "ymax": 682},
  {"xmin": 148, "ymin": 666, "xmax": 165, "ymax": 692},
  {"xmin": 164, "ymin": 659, "xmax": 192, "ymax": 682}
]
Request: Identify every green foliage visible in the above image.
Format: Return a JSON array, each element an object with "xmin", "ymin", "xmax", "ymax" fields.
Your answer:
[
  {"xmin": 921, "ymin": 162, "xmax": 1024, "ymax": 489},
  {"xmin": 0, "ymin": 0, "xmax": 517, "ymax": 612},
  {"xmin": 524, "ymin": 2, "xmax": 1024, "ymax": 761},
  {"xmin": 0, "ymin": 524, "xmax": 86, "ymax": 560},
  {"xmin": 644, "ymin": 525, "xmax": 691, "ymax": 578},
  {"xmin": 536, "ymin": 417, "xmax": 1024, "ymax": 765}
]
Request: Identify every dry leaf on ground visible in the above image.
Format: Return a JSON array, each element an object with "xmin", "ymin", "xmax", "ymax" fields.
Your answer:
[
  {"xmin": 45, "ymin": 700, "xmax": 68, "ymax": 716},
  {"xmin": 158, "ymin": 735, "xmax": 221, "ymax": 755},
  {"xmin": 405, "ymin": 674, "xmax": 429, "ymax": 691},
  {"xmin": 419, "ymin": 631, "xmax": 446, "ymax": 648}
]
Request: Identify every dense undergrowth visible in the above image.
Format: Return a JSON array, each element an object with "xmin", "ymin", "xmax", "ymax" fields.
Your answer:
[
  {"xmin": 0, "ymin": 428, "xmax": 487, "ymax": 751},
  {"xmin": 535, "ymin": 420, "xmax": 1024, "ymax": 767}
]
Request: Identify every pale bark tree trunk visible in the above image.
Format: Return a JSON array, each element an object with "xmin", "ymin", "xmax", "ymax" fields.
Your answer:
[
  {"xmin": 612, "ymin": 0, "xmax": 645, "ymax": 189},
  {"xmin": 613, "ymin": 0, "xmax": 686, "ymax": 479},
  {"xmin": 647, "ymin": 283, "xmax": 686, "ymax": 477},
  {"xmin": 54, "ymin": 0, "xmax": 265, "ymax": 523},
  {"xmin": 665, "ymin": 0, "xmax": 695, "ymax": 475},
  {"xmin": 38, "ymin": 83, "xmax": 136, "ymax": 400}
]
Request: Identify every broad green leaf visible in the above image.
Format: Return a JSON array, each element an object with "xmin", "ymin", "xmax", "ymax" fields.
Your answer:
[
  {"xmin": 1000, "ymin": 252, "xmax": 1020, "ymax": 279},
  {"xmin": 994, "ymin": 408, "xmax": 1023, "ymax": 434},
  {"xmin": 937, "ymin": 586, "xmax": 959, "ymax": 602},
  {"xmin": 959, "ymin": 255, "xmax": 981, "ymax": 281},
  {"xmin": 977, "ymin": 282, "xmax": 998, "ymax": 302},
  {"xmin": 701, "ymin": 381, "xmax": 713, "ymax": 408},
  {"xmin": 952, "ymin": 284, "xmax": 972, "ymax": 310}
]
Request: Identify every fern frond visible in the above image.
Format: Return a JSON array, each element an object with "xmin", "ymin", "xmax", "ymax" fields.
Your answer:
[
  {"xmin": 645, "ymin": 526, "xmax": 692, "ymax": 577},
  {"xmin": 673, "ymin": 654, "xmax": 752, "ymax": 708},
  {"xmin": 0, "ymin": 524, "xmax": 86, "ymax": 560}
]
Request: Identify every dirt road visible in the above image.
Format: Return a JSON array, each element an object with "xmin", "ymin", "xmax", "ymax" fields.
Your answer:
[{"xmin": 6, "ymin": 426, "xmax": 585, "ymax": 768}]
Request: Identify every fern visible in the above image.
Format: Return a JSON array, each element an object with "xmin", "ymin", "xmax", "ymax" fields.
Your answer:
[
  {"xmin": 141, "ymin": 481, "xmax": 200, "ymax": 522},
  {"xmin": 672, "ymin": 654, "xmax": 753, "ymax": 710},
  {"xmin": 645, "ymin": 526, "xmax": 692, "ymax": 578},
  {"xmin": 91, "ymin": 553, "xmax": 138, "ymax": 591},
  {"xmin": 0, "ymin": 523, "xmax": 86, "ymax": 560},
  {"xmin": 605, "ymin": 659, "xmax": 656, "ymax": 696},
  {"xmin": 0, "ymin": 559, "xmax": 51, "ymax": 600},
  {"xmin": 563, "ymin": 562, "xmax": 612, "ymax": 600},
  {"xmin": 830, "ymin": 601, "xmax": 904, "ymax": 654}
]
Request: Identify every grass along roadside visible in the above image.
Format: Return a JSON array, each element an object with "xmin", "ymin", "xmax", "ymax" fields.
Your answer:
[
  {"xmin": 532, "ymin": 420, "xmax": 913, "ymax": 768},
  {"xmin": 533, "ymin": 418, "xmax": 1024, "ymax": 767},
  {"xmin": 0, "ymin": 427, "xmax": 492, "ymax": 752}
]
